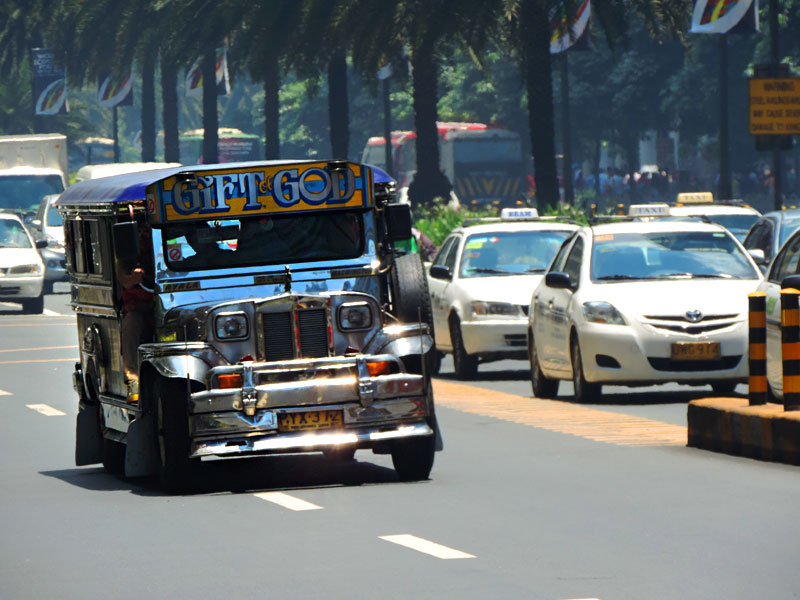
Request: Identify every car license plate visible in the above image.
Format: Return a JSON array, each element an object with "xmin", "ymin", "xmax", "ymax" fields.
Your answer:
[
  {"xmin": 670, "ymin": 342, "xmax": 721, "ymax": 361},
  {"xmin": 278, "ymin": 410, "xmax": 343, "ymax": 433}
]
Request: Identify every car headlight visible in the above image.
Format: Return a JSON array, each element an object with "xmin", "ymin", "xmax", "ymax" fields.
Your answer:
[
  {"xmin": 471, "ymin": 301, "xmax": 521, "ymax": 317},
  {"xmin": 215, "ymin": 312, "xmax": 249, "ymax": 340},
  {"xmin": 582, "ymin": 301, "xmax": 626, "ymax": 325},
  {"xmin": 338, "ymin": 301, "xmax": 373, "ymax": 330},
  {"xmin": 8, "ymin": 263, "xmax": 43, "ymax": 275}
]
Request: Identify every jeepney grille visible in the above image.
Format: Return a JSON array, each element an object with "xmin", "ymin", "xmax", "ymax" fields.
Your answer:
[
  {"xmin": 261, "ymin": 308, "xmax": 329, "ymax": 361},
  {"xmin": 298, "ymin": 309, "xmax": 329, "ymax": 358},
  {"xmin": 262, "ymin": 312, "xmax": 294, "ymax": 361}
]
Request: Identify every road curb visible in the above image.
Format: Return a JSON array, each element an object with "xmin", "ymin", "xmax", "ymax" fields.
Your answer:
[{"xmin": 687, "ymin": 397, "xmax": 800, "ymax": 465}]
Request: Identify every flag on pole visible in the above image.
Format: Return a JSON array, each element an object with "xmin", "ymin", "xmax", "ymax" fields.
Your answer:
[
  {"xmin": 98, "ymin": 71, "xmax": 133, "ymax": 108},
  {"xmin": 185, "ymin": 46, "xmax": 230, "ymax": 97},
  {"xmin": 550, "ymin": 0, "xmax": 592, "ymax": 54},
  {"xmin": 32, "ymin": 48, "xmax": 67, "ymax": 115},
  {"xmin": 690, "ymin": 0, "xmax": 759, "ymax": 34}
]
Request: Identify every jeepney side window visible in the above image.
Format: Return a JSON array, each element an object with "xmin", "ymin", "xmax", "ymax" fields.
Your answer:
[
  {"xmin": 84, "ymin": 220, "xmax": 103, "ymax": 275},
  {"xmin": 71, "ymin": 220, "xmax": 87, "ymax": 274}
]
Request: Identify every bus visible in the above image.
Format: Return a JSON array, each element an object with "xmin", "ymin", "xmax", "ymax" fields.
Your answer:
[{"xmin": 179, "ymin": 127, "xmax": 261, "ymax": 164}]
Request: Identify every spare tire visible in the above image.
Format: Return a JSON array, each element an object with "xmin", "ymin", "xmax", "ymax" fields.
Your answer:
[{"xmin": 390, "ymin": 253, "xmax": 433, "ymax": 329}]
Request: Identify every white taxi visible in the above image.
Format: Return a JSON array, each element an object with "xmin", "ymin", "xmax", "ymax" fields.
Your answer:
[
  {"xmin": 668, "ymin": 192, "xmax": 760, "ymax": 243},
  {"xmin": 528, "ymin": 214, "xmax": 763, "ymax": 401},
  {"xmin": 0, "ymin": 213, "xmax": 46, "ymax": 313},
  {"xmin": 427, "ymin": 208, "xmax": 577, "ymax": 378}
]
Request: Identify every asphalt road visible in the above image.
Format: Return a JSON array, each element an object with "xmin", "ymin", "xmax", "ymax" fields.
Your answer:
[{"xmin": 1, "ymin": 288, "xmax": 799, "ymax": 600}]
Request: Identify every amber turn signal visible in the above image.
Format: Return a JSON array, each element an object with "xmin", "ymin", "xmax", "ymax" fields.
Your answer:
[
  {"xmin": 366, "ymin": 361, "xmax": 393, "ymax": 376},
  {"xmin": 218, "ymin": 373, "xmax": 243, "ymax": 389}
]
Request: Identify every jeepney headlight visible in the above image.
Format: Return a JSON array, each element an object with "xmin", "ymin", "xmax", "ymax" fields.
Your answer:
[
  {"xmin": 215, "ymin": 312, "xmax": 249, "ymax": 340},
  {"xmin": 338, "ymin": 302, "xmax": 372, "ymax": 330},
  {"xmin": 8, "ymin": 263, "xmax": 43, "ymax": 275}
]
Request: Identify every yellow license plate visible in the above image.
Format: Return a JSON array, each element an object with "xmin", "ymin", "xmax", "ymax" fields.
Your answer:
[
  {"xmin": 278, "ymin": 410, "xmax": 344, "ymax": 433},
  {"xmin": 670, "ymin": 342, "xmax": 721, "ymax": 361}
]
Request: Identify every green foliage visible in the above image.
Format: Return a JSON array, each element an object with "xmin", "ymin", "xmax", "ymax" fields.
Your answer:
[{"xmin": 413, "ymin": 199, "xmax": 494, "ymax": 246}]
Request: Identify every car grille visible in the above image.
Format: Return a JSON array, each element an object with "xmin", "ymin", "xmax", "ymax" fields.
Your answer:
[
  {"xmin": 261, "ymin": 308, "xmax": 329, "ymax": 361},
  {"xmin": 647, "ymin": 355, "xmax": 742, "ymax": 372},
  {"xmin": 642, "ymin": 313, "xmax": 740, "ymax": 335}
]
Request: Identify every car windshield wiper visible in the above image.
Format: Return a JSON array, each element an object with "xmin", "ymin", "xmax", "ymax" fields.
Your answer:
[
  {"xmin": 656, "ymin": 272, "xmax": 733, "ymax": 279},
  {"xmin": 524, "ymin": 267, "xmax": 546, "ymax": 273},
  {"xmin": 595, "ymin": 274, "xmax": 646, "ymax": 281},
  {"xmin": 471, "ymin": 267, "xmax": 511, "ymax": 274}
]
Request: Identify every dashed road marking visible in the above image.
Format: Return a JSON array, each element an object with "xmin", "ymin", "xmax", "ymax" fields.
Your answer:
[
  {"xmin": 26, "ymin": 404, "xmax": 66, "ymax": 416},
  {"xmin": 254, "ymin": 491, "xmax": 322, "ymax": 511},
  {"xmin": 42, "ymin": 309, "xmax": 69, "ymax": 317},
  {"xmin": 0, "ymin": 358, "xmax": 77, "ymax": 365},
  {"xmin": 0, "ymin": 389, "xmax": 10, "ymax": 396},
  {"xmin": 0, "ymin": 345, "xmax": 77, "ymax": 353},
  {"xmin": 379, "ymin": 534, "xmax": 475, "ymax": 559},
  {"xmin": 433, "ymin": 380, "xmax": 687, "ymax": 447}
]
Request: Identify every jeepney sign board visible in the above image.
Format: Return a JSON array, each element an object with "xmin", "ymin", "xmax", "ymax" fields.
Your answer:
[
  {"xmin": 749, "ymin": 78, "xmax": 800, "ymax": 135},
  {"xmin": 150, "ymin": 162, "xmax": 373, "ymax": 223}
]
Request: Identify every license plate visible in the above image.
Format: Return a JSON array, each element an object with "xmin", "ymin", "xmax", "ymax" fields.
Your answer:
[
  {"xmin": 670, "ymin": 342, "xmax": 721, "ymax": 361},
  {"xmin": 278, "ymin": 410, "xmax": 343, "ymax": 433}
]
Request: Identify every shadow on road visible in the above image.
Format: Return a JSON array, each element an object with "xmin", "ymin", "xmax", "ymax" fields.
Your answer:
[{"xmin": 41, "ymin": 452, "xmax": 407, "ymax": 497}]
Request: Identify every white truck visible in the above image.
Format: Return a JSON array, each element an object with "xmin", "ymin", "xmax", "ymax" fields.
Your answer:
[{"xmin": 0, "ymin": 133, "xmax": 68, "ymax": 217}]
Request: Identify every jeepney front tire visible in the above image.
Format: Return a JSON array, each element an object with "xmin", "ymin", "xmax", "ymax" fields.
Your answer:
[
  {"xmin": 391, "ymin": 435, "xmax": 435, "ymax": 481},
  {"xmin": 155, "ymin": 377, "xmax": 196, "ymax": 493}
]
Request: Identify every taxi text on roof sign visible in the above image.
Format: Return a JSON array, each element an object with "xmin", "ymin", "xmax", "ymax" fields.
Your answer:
[
  {"xmin": 628, "ymin": 203, "xmax": 670, "ymax": 217},
  {"xmin": 676, "ymin": 192, "xmax": 714, "ymax": 205},
  {"xmin": 150, "ymin": 162, "xmax": 372, "ymax": 223},
  {"xmin": 500, "ymin": 207, "xmax": 539, "ymax": 219},
  {"xmin": 749, "ymin": 77, "xmax": 800, "ymax": 135}
]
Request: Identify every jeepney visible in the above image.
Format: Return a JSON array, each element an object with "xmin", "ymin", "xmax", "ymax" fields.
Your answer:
[{"xmin": 57, "ymin": 160, "xmax": 441, "ymax": 490}]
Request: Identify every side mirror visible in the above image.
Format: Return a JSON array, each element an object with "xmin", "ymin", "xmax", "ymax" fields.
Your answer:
[
  {"xmin": 782, "ymin": 274, "xmax": 800, "ymax": 290},
  {"xmin": 747, "ymin": 248, "xmax": 766, "ymax": 266},
  {"xmin": 385, "ymin": 203, "xmax": 412, "ymax": 242},
  {"xmin": 429, "ymin": 264, "xmax": 451, "ymax": 280},
  {"xmin": 35, "ymin": 239, "xmax": 48, "ymax": 249},
  {"xmin": 545, "ymin": 271, "xmax": 572, "ymax": 289},
  {"xmin": 113, "ymin": 221, "xmax": 140, "ymax": 262}
]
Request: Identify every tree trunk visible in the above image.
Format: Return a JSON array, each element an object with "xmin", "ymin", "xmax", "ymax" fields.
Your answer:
[
  {"xmin": 161, "ymin": 55, "xmax": 179, "ymax": 163},
  {"xmin": 520, "ymin": 0, "xmax": 559, "ymax": 212},
  {"xmin": 141, "ymin": 55, "xmax": 156, "ymax": 162},
  {"xmin": 264, "ymin": 56, "xmax": 280, "ymax": 160},
  {"xmin": 328, "ymin": 53, "xmax": 350, "ymax": 159},
  {"xmin": 202, "ymin": 47, "xmax": 218, "ymax": 164},
  {"xmin": 407, "ymin": 47, "xmax": 451, "ymax": 208}
]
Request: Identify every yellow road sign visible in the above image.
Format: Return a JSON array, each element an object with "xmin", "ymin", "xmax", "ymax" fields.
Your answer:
[{"xmin": 749, "ymin": 77, "xmax": 800, "ymax": 135}]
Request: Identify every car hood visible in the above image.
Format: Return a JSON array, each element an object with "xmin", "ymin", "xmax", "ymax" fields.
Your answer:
[
  {"xmin": 456, "ymin": 274, "xmax": 544, "ymax": 306},
  {"xmin": 0, "ymin": 247, "xmax": 43, "ymax": 269},
  {"xmin": 586, "ymin": 278, "xmax": 760, "ymax": 319}
]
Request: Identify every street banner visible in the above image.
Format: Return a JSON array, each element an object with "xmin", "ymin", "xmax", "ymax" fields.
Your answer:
[
  {"xmin": 31, "ymin": 48, "xmax": 67, "ymax": 115},
  {"xmin": 98, "ymin": 71, "xmax": 133, "ymax": 108},
  {"xmin": 550, "ymin": 0, "xmax": 592, "ymax": 54},
  {"xmin": 690, "ymin": 0, "xmax": 759, "ymax": 34},
  {"xmin": 185, "ymin": 46, "xmax": 230, "ymax": 98}
]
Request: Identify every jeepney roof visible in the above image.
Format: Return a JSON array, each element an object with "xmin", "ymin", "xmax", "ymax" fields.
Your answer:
[{"xmin": 56, "ymin": 160, "xmax": 393, "ymax": 207}]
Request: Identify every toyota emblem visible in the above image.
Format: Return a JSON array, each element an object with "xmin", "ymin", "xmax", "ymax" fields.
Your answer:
[{"xmin": 685, "ymin": 310, "xmax": 703, "ymax": 322}]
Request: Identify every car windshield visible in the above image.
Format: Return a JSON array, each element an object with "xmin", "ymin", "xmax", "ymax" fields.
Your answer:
[
  {"xmin": 0, "ymin": 219, "xmax": 32, "ymax": 248},
  {"xmin": 46, "ymin": 204, "xmax": 63, "ymax": 226},
  {"xmin": 162, "ymin": 211, "xmax": 364, "ymax": 271},
  {"xmin": 780, "ymin": 217, "xmax": 800, "ymax": 248},
  {"xmin": 704, "ymin": 214, "xmax": 759, "ymax": 241},
  {"xmin": 459, "ymin": 230, "xmax": 570, "ymax": 278},
  {"xmin": 0, "ymin": 175, "xmax": 64, "ymax": 213},
  {"xmin": 591, "ymin": 230, "xmax": 759, "ymax": 281}
]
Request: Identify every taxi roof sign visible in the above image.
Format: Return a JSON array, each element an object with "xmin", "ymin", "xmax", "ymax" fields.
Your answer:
[
  {"xmin": 676, "ymin": 192, "xmax": 714, "ymax": 205},
  {"xmin": 628, "ymin": 203, "xmax": 670, "ymax": 217},
  {"xmin": 500, "ymin": 207, "xmax": 539, "ymax": 219}
]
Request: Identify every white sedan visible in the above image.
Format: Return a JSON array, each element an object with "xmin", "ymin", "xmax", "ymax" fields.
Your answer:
[
  {"xmin": 427, "ymin": 214, "xmax": 577, "ymax": 378},
  {"xmin": 528, "ymin": 220, "xmax": 763, "ymax": 401},
  {"xmin": 0, "ymin": 213, "xmax": 46, "ymax": 313}
]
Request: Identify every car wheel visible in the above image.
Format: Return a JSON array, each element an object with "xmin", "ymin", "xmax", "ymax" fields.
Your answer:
[
  {"xmin": 571, "ymin": 336, "xmax": 601, "ymax": 403},
  {"xmin": 391, "ymin": 435, "xmax": 435, "ymax": 481},
  {"xmin": 529, "ymin": 332, "xmax": 558, "ymax": 399},
  {"xmin": 43, "ymin": 281, "xmax": 54, "ymax": 295},
  {"xmin": 711, "ymin": 381, "xmax": 738, "ymax": 395},
  {"xmin": 450, "ymin": 316, "xmax": 478, "ymax": 379},
  {"xmin": 22, "ymin": 294, "xmax": 44, "ymax": 314},
  {"xmin": 156, "ymin": 377, "xmax": 197, "ymax": 493}
]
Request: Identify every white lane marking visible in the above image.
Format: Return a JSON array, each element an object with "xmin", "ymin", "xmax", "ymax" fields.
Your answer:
[
  {"xmin": 379, "ymin": 534, "xmax": 475, "ymax": 560},
  {"xmin": 27, "ymin": 404, "xmax": 66, "ymax": 416},
  {"xmin": 254, "ymin": 492, "xmax": 322, "ymax": 511},
  {"xmin": 42, "ymin": 309, "xmax": 67, "ymax": 316},
  {"xmin": 0, "ymin": 358, "xmax": 77, "ymax": 365},
  {"xmin": 0, "ymin": 345, "xmax": 77, "ymax": 353},
  {"xmin": 0, "ymin": 389, "xmax": 10, "ymax": 396}
]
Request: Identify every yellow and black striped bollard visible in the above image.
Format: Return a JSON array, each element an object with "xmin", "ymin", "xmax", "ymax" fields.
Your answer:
[
  {"xmin": 781, "ymin": 288, "xmax": 800, "ymax": 411},
  {"xmin": 748, "ymin": 291, "xmax": 767, "ymax": 405}
]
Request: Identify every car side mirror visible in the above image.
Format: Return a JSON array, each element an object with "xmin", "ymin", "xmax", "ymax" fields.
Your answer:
[
  {"xmin": 35, "ymin": 239, "xmax": 48, "ymax": 249},
  {"xmin": 782, "ymin": 274, "xmax": 800, "ymax": 290},
  {"xmin": 113, "ymin": 221, "xmax": 140, "ymax": 262},
  {"xmin": 385, "ymin": 203, "xmax": 412, "ymax": 242},
  {"xmin": 545, "ymin": 271, "xmax": 572, "ymax": 289},
  {"xmin": 429, "ymin": 264, "xmax": 451, "ymax": 280},
  {"xmin": 747, "ymin": 248, "xmax": 766, "ymax": 266}
]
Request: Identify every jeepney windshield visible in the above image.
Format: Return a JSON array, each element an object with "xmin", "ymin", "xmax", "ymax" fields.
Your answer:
[{"xmin": 161, "ymin": 211, "xmax": 364, "ymax": 271}]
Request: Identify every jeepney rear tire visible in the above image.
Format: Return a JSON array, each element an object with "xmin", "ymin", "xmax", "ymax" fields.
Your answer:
[
  {"xmin": 391, "ymin": 434, "xmax": 435, "ymax": 481},
  {"xmin": 155, "ymin": 377, "xmax": 196, "ymax": 493},
  {"xmin": 97, "ymin": 402, "xmax": 126, "ymax": 475}
]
